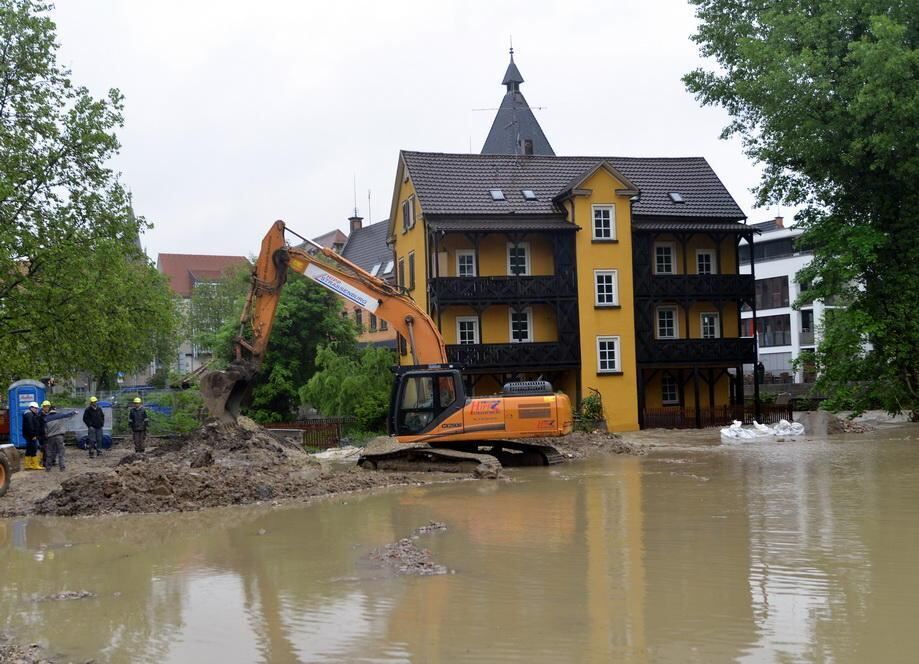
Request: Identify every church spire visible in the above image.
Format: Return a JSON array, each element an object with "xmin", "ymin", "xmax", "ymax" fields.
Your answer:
[
  {"xmin": 502, "ymin": 47, "xmax": 524, "ymax": 92},
  {"xmin": 481, "ymin": 48, "xmax": 555, "ymax": 157}
]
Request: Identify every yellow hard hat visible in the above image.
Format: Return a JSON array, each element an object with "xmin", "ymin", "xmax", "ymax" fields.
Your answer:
[
  {"xmin": 41, "ymin": 400, "xmax": 51, "ymax": 407},
  {"xmin": 133, "ymin": 397, "xmax": 142, "ymax": 404},
  {"xmin": 89, "ymin": 396, "xmax": 98, "ymax": 403}
]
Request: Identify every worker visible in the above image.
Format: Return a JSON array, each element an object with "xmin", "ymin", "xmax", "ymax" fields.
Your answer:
[
  {"xmin": 82, "ymin": 396, "xmax": 105, "ymax": 458},
  {"xmin": 43, "ymin": 402, "xmax": 76, "ymax": 472},
  {"xmin": 39, "ymin": 400, "xmax": 51, "ymax": 468},
  {"xmin": 21, "ymin": 402, "xmax": 42, "ymax": 470},
  {"xmin": 129, "ymin": 397, "xmax": 149, "ymax": 453}
]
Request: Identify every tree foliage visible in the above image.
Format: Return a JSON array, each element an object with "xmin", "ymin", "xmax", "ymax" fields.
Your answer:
[
  {"xmin": 0, "ymin": 0, "xmax": 178, "ymax": 384},
  {"xmin": 301, "ymin": 345, "xmax": 395, "ymax": 432},
  {"xmin": 684, "ymin": 0, "xmax": 919, "ymax": 416},
  {"xmin": 211, "ymin": 274, "xmax": 358, "ymax": 423},
  {"xmin": 184, "ymin": 262, "xmax": 251, "ymax": 353}
]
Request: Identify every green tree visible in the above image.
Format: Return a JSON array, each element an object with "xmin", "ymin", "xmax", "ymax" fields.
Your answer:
[
  {"xmin": 221, "ymin": 275, "xmax": 357, "ymax": 423},
  {"xmin": 301, "ymin": 345, "xmax": 395, "ymax": 432},
  {"xmin": 0, "ymin": 0, "xmax": 178, "ymax": 383},
  {"xmin": 184, "ymin": 262, "xmax": 251, "ymax": 353},
  {"xmin": 684, "ymin": 0, "xmax": 919, "ymax": 417}
]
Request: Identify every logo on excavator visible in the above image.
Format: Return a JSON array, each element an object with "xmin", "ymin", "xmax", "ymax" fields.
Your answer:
[
  {"xmin": 304, "ymin": 264, "xmax": 379, "ymax": 312},
  {"xmin": 471, "ymin": 400, "xmax": 501, "ymax": 414}
]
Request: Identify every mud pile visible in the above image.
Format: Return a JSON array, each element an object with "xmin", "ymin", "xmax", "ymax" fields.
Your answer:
[
  {"xmin": 550, "ymin": 431, "xmax": 647, "ymax": 460},
  {"xmin": 35, "ymin": 419, "xmax": 460, "ymax": 517},
  {"xmin": 370, "ymin": 522, "xmax": 449, "ymax": 576}
]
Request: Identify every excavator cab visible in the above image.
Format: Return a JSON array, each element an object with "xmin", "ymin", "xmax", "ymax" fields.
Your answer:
[{"xmin": 389, "ymin": 366, "xmax": 466, "ymax": 436}]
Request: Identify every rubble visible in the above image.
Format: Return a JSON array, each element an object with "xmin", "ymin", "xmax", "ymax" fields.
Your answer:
[{"xmin": 370, "ymin": 522, "xmax": 450, "ymax": 576}]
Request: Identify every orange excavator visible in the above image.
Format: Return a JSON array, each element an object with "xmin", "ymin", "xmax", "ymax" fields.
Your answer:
[{"xmin": 201, "ymin": 221, "xmax": 573, "ymax": 468}]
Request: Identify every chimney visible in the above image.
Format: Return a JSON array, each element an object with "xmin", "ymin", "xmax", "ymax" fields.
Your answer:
[
  {"xmin": 348, "ymin": 216, "xmax": 363, "ymax": 233},
  {"xmin": 774, "ymin": 215, "xmax": 784, "ymax": 228}
]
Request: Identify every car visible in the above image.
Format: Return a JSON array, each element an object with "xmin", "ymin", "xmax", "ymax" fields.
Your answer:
[{"xmin": 0, "ymin": 443, "xmax": 22, "ymax": 497}]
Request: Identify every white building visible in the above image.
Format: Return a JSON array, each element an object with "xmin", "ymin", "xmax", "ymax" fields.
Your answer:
[{"xmin": 739, "ymin": 217, "xmax": 827, "ymax": 384}]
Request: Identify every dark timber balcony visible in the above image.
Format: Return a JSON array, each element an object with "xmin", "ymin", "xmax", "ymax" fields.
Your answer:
[
  {"xmin": 636, "ymin": 338, "xmax": 756, "ymax": 365},
  {"xmin": 431, "ymin": 274, "xmax": 577, "ymax": 305},
  {"xmin": 634, "ymin": 274, "xmax": 755, "ymax": 302},
  {"xmin": 446, "ymin": 341, "xmax": 579, "ymax": 372}
]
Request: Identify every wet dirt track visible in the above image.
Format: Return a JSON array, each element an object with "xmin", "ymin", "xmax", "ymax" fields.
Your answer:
[{"xmin": 2, "ymin": 423, "xmax": 918, "ymax": 663}]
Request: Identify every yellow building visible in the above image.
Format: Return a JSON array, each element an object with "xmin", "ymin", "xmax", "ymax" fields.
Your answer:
[{"xmin": 385, "ymin": 52, "xmax": 757, "ymax": 431}]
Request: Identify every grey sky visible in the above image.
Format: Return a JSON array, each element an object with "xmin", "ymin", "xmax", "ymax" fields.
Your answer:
[{"xmin": 53, "ymin": 0, "xmax": 785, "ymax": 260}]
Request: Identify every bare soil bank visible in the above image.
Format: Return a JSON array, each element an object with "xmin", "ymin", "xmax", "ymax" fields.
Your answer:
[{"xmin": 1, "ymin": 422, "xmax": 639, "ymax": 518}]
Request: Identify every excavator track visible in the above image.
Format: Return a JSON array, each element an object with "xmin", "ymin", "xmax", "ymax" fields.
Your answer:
[
  {"xmin": 358, "ymin": 445, "xmax": 498, "ymax": 474},
  {"xmin": 358, "ymin": 439, "xmax": 563, "ymax": 472}
]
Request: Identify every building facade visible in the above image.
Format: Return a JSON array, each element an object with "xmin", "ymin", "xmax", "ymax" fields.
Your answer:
[
  {"xmin": 156, "ymin": 253, "xmax": 250, "ymax": 375},
  {"xmin": 383, "ymin": 51, "xmax": 757, "ymax": 431},
  {"xmin": 739, "ymin": 217, "xmax": 823, "ymax": 384}
]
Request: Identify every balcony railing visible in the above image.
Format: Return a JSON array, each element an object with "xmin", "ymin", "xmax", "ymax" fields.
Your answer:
[
  {"xmin": 446, "ymin": 341, "xmax": 579, "ymax": 371},
  {"xmin": 635, "ymin": 274, "xmax": 754, "ymax": 301},
  {"xmin": 637, "ymin": 338, "xmax": 756, "ymax": 365},
  {"xmin": 431, "ymin": 274, "xmax": 577, "ymax": 304}
]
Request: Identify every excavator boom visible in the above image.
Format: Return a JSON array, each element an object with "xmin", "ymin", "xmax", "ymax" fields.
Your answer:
[{"xmin": 202, "ymin": 220, "xmax": 447, "ymax": 420}]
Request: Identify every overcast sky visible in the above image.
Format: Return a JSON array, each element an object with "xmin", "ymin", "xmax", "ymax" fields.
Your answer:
[{"xmin": 52, "ymin": 0, "xmax": 785, "ymax": 260}]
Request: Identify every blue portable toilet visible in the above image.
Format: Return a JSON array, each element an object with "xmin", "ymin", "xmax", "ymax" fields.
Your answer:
[{"xmin": 8, "ymin": 379, "xmax": 46, "ymax": 449}]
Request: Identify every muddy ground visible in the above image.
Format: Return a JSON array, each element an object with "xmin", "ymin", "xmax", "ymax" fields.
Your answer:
[{"xmin": 1, "ymin": 420, "xmax": 639, "ymax": 518}]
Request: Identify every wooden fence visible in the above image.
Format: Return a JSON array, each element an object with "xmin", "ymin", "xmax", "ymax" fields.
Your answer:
[
  {"xmin": 264, "ymin": 417, "xmax": 357, "ymax": 449},
  {"xmin": 642, "ymin": 404, "xmax": 794, "ymax": 429}
]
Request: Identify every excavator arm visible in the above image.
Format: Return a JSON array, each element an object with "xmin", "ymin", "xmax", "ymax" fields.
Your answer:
[{"xmin": 201, "ymin": 220, "xmax": 447, "ymax": 421}]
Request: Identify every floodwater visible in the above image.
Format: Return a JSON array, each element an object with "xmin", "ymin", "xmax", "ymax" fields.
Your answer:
[{"xmin": 2, "ymin": 424, "xmax": 918, "ymax": 663}]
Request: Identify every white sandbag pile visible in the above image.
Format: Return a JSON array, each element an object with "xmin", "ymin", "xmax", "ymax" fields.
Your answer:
[{"xmin": 720, "ymin": 419, "xmax": 804, "ymax": 443}]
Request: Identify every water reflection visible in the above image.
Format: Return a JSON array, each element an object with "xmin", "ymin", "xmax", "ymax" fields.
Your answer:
[{"xmin": 1, "ymin": 425, "xmax": 917, "ymax": 663}]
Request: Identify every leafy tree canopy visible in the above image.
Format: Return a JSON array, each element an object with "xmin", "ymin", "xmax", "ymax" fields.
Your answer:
[
  {"xmin": 211, "ymin": 274, "xmax": 358, "ymax": 423},
  {"xmin": 301, "ymin": 344, "xmax": 395, "ymax": 433},
  {"xmin": 0, "ymin": 0, "xmax": 178, "ymax": 384},
  {"xmin": 684, "ymin": 0, "xmax": 918, "ymax": 416}
]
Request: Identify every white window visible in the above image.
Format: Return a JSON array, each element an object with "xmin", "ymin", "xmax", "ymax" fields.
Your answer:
[
  {"xmin": 382, "ymin": 260, "xmax": 394, "ymax": 275},
  {"xmin": 654, "ymin": 243, "xmax": 675, "ymax": 274},
  {"xmin": 696, "ymin": 249, "xmax": 716, "ymax": 275},
  {"xmin": 456, "ymin": 250, "xmax": 477, "ymax": 277},
  {"xmin": 592, "ymin": 205, "xmax": 616, "ymax": 240},
  {"xmin": 509, "ymin": 307, "xmax": 533, "ymax": 343},
  {"xmin": 594, "ymin": 269, "xmax": 619, "ymax": 306},
  {"xmin": 656, "ymin": 306, "xmax": 678, "ymax": 339},
  {"xmin": 596, "ymin": 336, "xmax": 621, "ymax": 373},
  {"xmin": 507, "ymin": 242, "xmax": 531, "ymax": 276},
  {"xmin": 401, "ymin": 196, "xmax": 415, "ymax": 231},
  {"xmin": 456, "ymin": 316, "xmax": 479, "ymax": 345},
  {"xmin": 370, "ymin": 263, "xmax": 382, "ymax": 276},
  {"xmin": 701, "ymin": 312, "xmax": 720, "ymax": 339},
  {"xmin": 662, "ymin": 373, "xmax": 679, "ymax": 405}
]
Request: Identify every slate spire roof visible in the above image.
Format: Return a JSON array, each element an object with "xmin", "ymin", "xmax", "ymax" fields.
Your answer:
[
  {"xmin": 482, "ymin": 49, "xmax": 555, "ymax": 157},
  {"xmin": 502, "ymin": 48, "xmax": 524, "ymax": 90}
]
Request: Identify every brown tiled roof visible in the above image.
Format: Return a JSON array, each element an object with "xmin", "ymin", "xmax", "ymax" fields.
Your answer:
[
  {"xmin": 402, "ymin": 151, "xmax": 746, "ymax": 220},
  {"xmin": 312, "ymin": 229, "xmax": 348, "ymax": 249},
  {"xmin": 156, "ymin": 254, "xmax": 249, "ymax": 297}
]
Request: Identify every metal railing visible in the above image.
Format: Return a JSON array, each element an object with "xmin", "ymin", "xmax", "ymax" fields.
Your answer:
[
  {"xmin": 642, "ymin": 404, "xmax": 794, "ymax": 429},
  {"xmin": 264, "ymin": 417, "xmax": 357, "ymax": 449},
  {"xmin": 431, "ymin": 274, "xmax": 577, "ymax": 304},
  {"xmin": 446, "ymin": 341, "xmax": 580, "ymax": 370}
]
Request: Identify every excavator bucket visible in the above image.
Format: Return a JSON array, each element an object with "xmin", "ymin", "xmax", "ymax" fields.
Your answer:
[{"xmin": 200, "ymin": 360, "xmax": 258, "ymax": 422}]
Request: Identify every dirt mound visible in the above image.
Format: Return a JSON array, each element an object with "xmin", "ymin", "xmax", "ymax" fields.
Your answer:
[
  {"xmin": 33, "ymin": 419, "xmax": 482, "ymax": 517},
  {"xmin": 549, "ymin": 431, "xmax": 647, "ymax": 460},
  {"xmin": 36, "ymin": 418, "xmax": 321, "ymax": 517},
  {"xmin": 370, "ymin": 522, "xmax": 450, "ymax": 576}
]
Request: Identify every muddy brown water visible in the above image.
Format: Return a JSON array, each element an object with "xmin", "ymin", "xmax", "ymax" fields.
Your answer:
[{"xmin": 2, "ymin": 424, "xmax": 918, "ymax": 663}]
